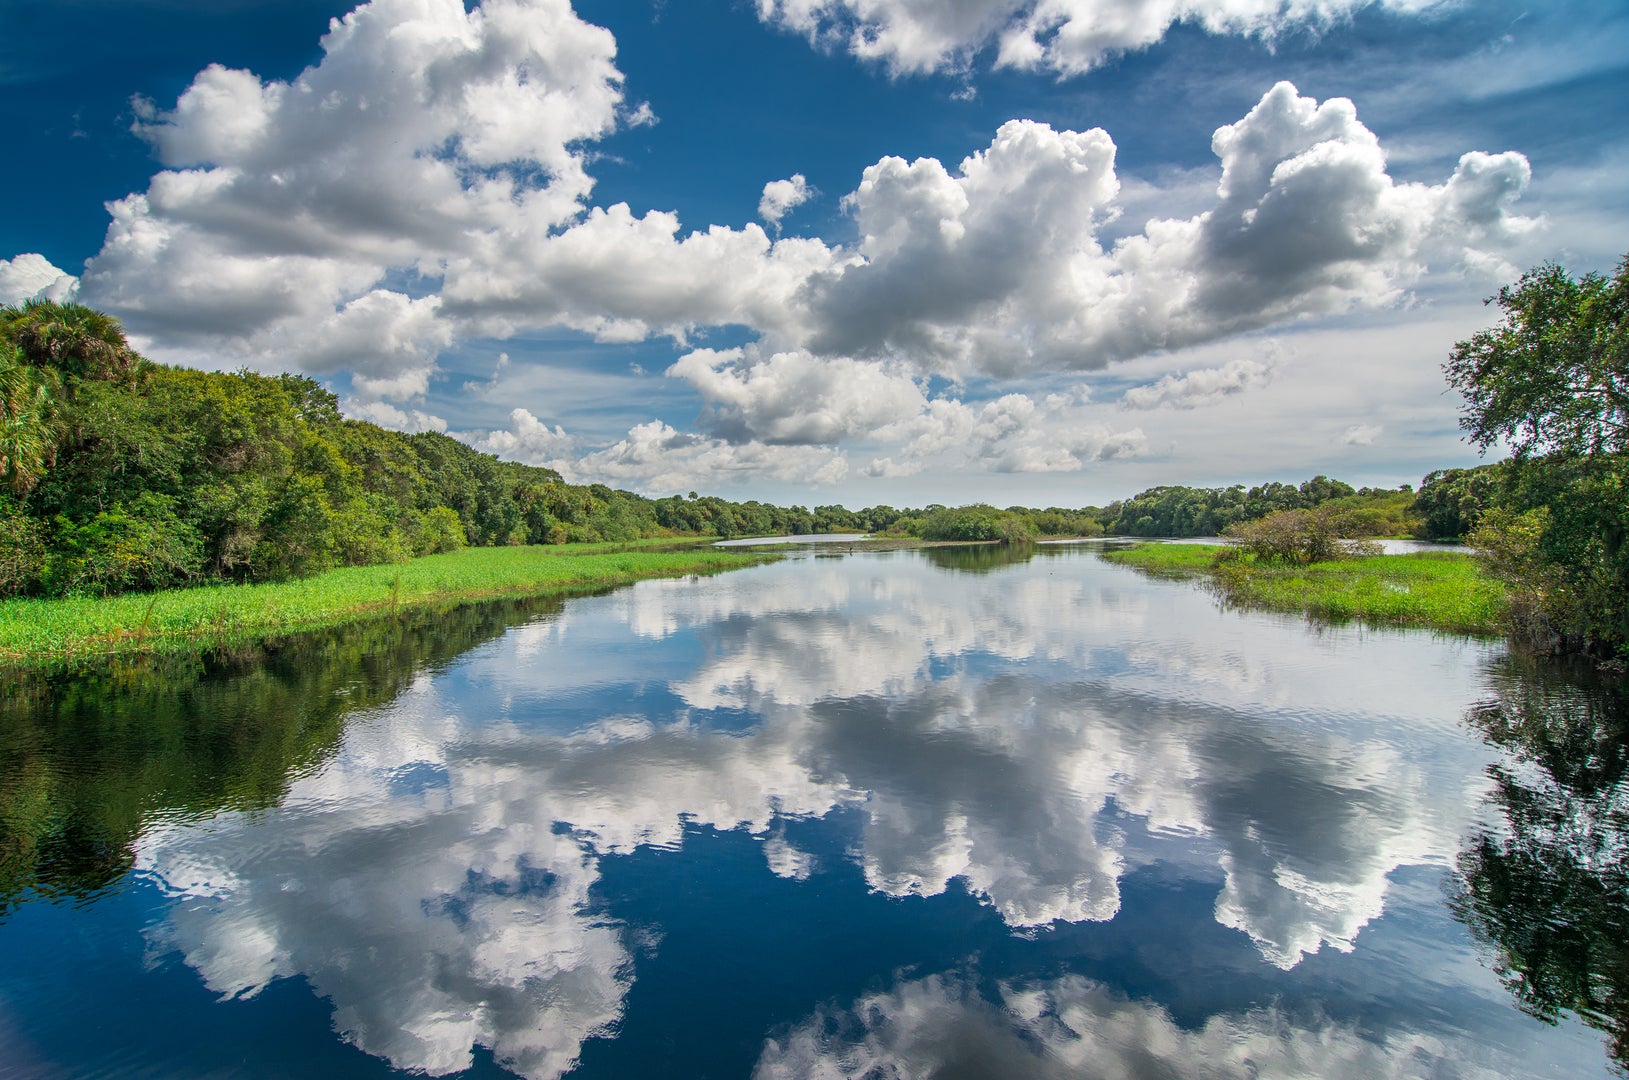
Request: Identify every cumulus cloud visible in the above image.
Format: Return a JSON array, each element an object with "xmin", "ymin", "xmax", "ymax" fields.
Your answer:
[
  {"xmin": 41, "ymin": 10, "xmax": 1524, "ymax": 462},
  {"xmin": 342, "ymin": 397, "xmax": 449, "ymax": 433},
  {"xmin": 670, "ymin": 346, "xmax": 929, "ymax": 444},
  {"xmin": 440, "ymin": 202, "xmax": 841, "ymax": 344},
  {"xmin": 789, "ymin": 82, "xmax": 1535, "ymax": 377},
  {"xmin": 573, "ymin": 420, "xmax": 849, "ymax": 494},
  {"xmin": 78, "ymin": 0, "xmax": 626, "ymax": 394},
  {"xmin": 0, "ymin": 253, "xmax": 79, "ymax": 305},
  {"xmin": 13, "ymin": 0, "xmax": 1532, "ymax": 481},
  {"xmin": 467, "ymin": 407, "xmax": 577, "ymax": 471},
  {"xmin": 759, "ymin": 174, "xmax": 813, "ymax": 228},
  {"xmin": 755, "ymin": 0, "xmax": 1447, "ymax": 77},
  {"xmin": 865, "ymin": 391, "xmax": 1147, "ymax": 474},
  {"xmin": 665, "ymin": 346, "xmax": 1145, "ymax": 476},
  {"xmin": 1121, "ymin": 355, "xmax": 1276, "ymax": 409}
]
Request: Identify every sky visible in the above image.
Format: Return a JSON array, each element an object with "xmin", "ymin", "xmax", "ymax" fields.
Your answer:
[{"xmin": 2, "ymin": 0, "xmax": 1626, "ymax": 508}]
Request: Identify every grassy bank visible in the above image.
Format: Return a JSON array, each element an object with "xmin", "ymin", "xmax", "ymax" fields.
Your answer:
[
  {"xmin": 1101, "ymin": 542, "xmax": 1508, "ymax": 636},
  {"xmin": 0, "ymin": 541, "xmax": 773, "ymax": 666}
]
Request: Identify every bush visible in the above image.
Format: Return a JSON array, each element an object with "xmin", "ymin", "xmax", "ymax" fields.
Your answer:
[
  {"xmin": 913, "ymin": 504, "xmax": 1035, "ymax": 543},
  {"xmin": 0, "ymin": 496, "xmax": 47, "ymax": 596},
  {"xmin": 46, "ymin": 492, "xmax": 205, "ymax": 595},
  {"xmin": 412, "ymin": 506, "xmax": 468, "ymax": 555},
  {"xmin": 1222, "ymin": 507, "xmax": 1380, "ymax": 565}
]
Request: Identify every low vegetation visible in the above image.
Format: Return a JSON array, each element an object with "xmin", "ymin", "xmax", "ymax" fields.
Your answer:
[
  {"xmin": 0, "ymin": 542, "xmax": 770, "ymax": 666},
  {"xmin": 1103, "ymin": 543, "xmax": 1507, "ymax": 635}
]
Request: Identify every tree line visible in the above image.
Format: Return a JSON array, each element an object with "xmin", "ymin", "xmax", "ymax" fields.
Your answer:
[
  {"xmin": 6, "ymin": 247, "xmax": 1624, "ymax": 665},
  {"xmin": 0, "ymin": 298, "xmax": 1433, "ymax": 602}
]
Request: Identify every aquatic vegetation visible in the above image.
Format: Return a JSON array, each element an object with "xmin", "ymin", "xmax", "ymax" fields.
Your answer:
[{"xmin": 1102, "ymin": 542, "xmax": 1508, "ymax": 635}]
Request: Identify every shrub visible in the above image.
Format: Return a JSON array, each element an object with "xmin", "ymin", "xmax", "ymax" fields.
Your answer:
[{"xmin": 1222, "ymin": 507, "xmax": 1380, "ymax": 565}]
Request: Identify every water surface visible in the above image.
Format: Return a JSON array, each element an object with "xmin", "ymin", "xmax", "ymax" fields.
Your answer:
[{"xmin": 0, "ymin": 545, "xmax": 1622, "ymax": 1077}]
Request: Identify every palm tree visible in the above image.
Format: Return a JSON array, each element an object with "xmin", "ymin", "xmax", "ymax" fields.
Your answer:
[
  {"xmin": 1, "ymin": 300, "xmax": 138, "ymax": 382},
  {"xmin": 0, "ymin": 343, "xmax": 60, "ymax": 493}
]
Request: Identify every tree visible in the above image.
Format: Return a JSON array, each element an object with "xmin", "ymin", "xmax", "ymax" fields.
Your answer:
[
  {"xmin": 1411, "ymin": 465, "xmax": 1499, "ymax": 540},
  {"xmin": 1446, "ymin": 255, "xmax": 1629, "ymax": 656},
  {"xmin": 0, "ymin": 343, "xmax": 60, "ymax": 494},
  {"xmin": 1, "ymin": 300, "xmax": 140, "ymax": 383},
  {"xmin": 1446, "ymin": 256, "xmax": 1628, "ymax": 459}
]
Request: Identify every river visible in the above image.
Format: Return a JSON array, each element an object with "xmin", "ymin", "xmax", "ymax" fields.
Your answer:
[{"xmin": 0, "ymin": 544, "xmax": 1622, "ymax": 1077}]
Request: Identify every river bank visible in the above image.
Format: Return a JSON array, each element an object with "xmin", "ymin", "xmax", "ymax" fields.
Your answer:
[
  {"xmin": 0, "ymin": 541, "xmax": 774, "ymax": 667},
  {"xmin": 1100, "ymin": 542, "xmax": 1508, "ymax": 636}
]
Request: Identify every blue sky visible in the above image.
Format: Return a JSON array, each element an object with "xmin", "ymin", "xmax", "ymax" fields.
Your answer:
[{"xmin": 3, "ymin": 0, "xmax": 1626, "ymax": 507}]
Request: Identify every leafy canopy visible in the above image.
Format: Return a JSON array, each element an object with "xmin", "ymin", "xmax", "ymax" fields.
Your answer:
[{"xmin": 1446, "ymin": 256, "xmax": 1629, "ymax": 459}]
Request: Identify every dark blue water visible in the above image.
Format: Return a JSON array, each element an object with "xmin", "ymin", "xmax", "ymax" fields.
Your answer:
[{"xmin": 1, "ymin": 545, "xmax": 1621, "ymax": 1078}]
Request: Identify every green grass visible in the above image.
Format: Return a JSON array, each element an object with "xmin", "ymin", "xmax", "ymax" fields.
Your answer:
[
  {"xmin": 1101, "ymin": 542, "xmax": 1509, "ymax": 636},
  {"xmin": 0, "ymin": 541, "xmax": 774, "ymax": 666}
]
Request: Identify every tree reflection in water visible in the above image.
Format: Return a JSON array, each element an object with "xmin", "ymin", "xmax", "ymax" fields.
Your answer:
[
  {"xmin": 1452, "ymin": 654, "xmax": 1629, "ymax": 1072},
  {"xmin": 0, "ymin": 594, "xmax": 573, "ymax": 913}
]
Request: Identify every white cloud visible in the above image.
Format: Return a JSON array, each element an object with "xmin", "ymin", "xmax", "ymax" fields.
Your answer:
[
  {"xmin": 669, "ymin": 346, "xmax": 929, "ymax": 444},
  {"xmin": 759, "ymin": 174, "xmax": 813, "ymax": 228},
  {"xmin": 12, "ymin": 0, "xmax": 1537, "ymax": 492},
  {"xmin": 791, "ymin": 83, "xmax": 1534, "ymax": 378},
  {"xmin": 468, "ymin": 407, "xmax": 577, "ymax": 471},
  {"xmin": 665, "ymin": 347, "xmax": 1146, "ymax": 477},
  {"xmin": 573, "ymin": 420, "xmax": 849, "ymax": 494},
  {"xmin": 0, "ymin": 253, "xmax": 79, "ymax": 305},
  {"xmin": 343, "ymin": 397, "xmax": 449, "ymax": 433},
  {"xmin": 29, "ymin": 0, "xmax": 1534, "ymax": 483},
  {"xmin": 867, "ymin": 392, "xmax": 1148, "ymax": 473},
  {"xmin": 1121, "ymin": 355, "xmax": 1276, "ymax": 409},
  {"xmin": 80, "ymin": 0, "xmax": 627, "ymax": 378},
  {"xmin": 756, "ymin": 0, "xmax": 1448, "ymax": 77},
  {"xmin": 68, "ymin": 36, "xmax": 1533, "ymax": 403},
  {"xmin": 441, "ymin": 203, "xmax": 844, "ymax": 347},
  {"xmin": 1341, "ymin": 422, "xmax": 1384, "ymax": 445}
]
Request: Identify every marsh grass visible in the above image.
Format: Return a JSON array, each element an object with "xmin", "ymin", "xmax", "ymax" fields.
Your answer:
[
  {"xmin": 1101, "ymin": 542, "xmax": 1508, "ymax": 636},
  {"xmin": 0, "ymin": 541, "xmax": 771, "ymax": 666}
]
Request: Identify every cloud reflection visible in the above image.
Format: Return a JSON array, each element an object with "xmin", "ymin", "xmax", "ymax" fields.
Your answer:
[
  {"xmin": 138, "ymin": 549, "xmax": 1500, "ymax": 1076},
  {"xmin": 754, "ymin": 971, "xmax": 1517, "ymax": 1080}
]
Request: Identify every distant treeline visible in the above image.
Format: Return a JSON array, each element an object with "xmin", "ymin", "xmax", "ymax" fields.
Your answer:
[{"xmin": 0, "ymin": 299, "xmax": 1479, "ymax": 601}]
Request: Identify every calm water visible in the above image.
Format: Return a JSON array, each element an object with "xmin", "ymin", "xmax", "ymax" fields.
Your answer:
[{"xmin": 1, "ymin": 545, "xmax": 1624, "ymax": 1078}]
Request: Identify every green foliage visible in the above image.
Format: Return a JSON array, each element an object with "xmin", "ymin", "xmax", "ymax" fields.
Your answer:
[
  {"xmin": 1446, "ymin": 257, "xmax": 1628, "ymax": 460},
  {"xmin": 1104, "ymin": 475, "xmax": 1403, "ymax": 538},
  {"xmin": 0, "ymin": 319, "xmax": 712, "ymax": 599},
  {"xmin": 412, "ymin": 505, "xmax": 468, "ymax": 554},
  {"xmin": 0, "ymin": 343, "xmax": 61, "ymax": 494},
  {"xmin": 910, "ymin": 504, "xmax": 1033, "ymax": 542},
  {"xmin": 1411, "ymin": 465, "xmax": 1499, "ymax": 540},
  {"xmin": 1445, "ymin": 254, "xmax": 1629, "ymax": 657},
  {"xmin": 46, "ymin": 491, "xmax": 205, "ymax": 595},
  {"xmin": 1221, "ymin": 507, "xmax": 1380, "ymax": 565},
  {"xmin": 1, "ymin": 300, "xmax": 139, "ymax": 383},
  {"xmin": 1103, "ymin": 543, "xmax": 1507, "ymax": 635},
  {"xmin": 0, "ymin": 541, "xmax": 769, "ymax": 665},
  {"xmin": 0, "ymin": 495, "xmax": 47, "ymax": 594}
]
